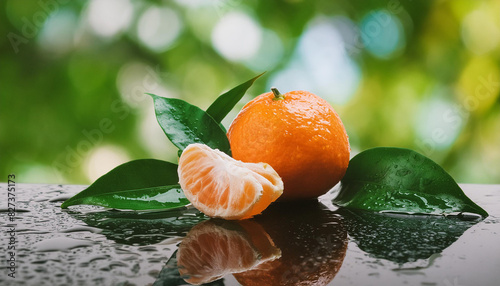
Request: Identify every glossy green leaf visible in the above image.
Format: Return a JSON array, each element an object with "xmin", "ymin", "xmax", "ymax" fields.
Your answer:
[
  {"xmin": 332, "ymin": 147, "xmax": 488, "ymax": 218},
  {"xmin": 61, "ymin": 159, "xmax": 189, "ymax": 210},
  {"xmin": 206, "ymin": 72, "xmax": 265, "ymax": 123},
  {"xmin": 149, "ymin": 94, "xmax": 231, "ymax": 155}
]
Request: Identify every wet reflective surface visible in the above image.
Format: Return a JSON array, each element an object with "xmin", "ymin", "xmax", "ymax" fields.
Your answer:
[{"xmin": 0, "ymin": 184, "xmax": 499, "ymax": 285}]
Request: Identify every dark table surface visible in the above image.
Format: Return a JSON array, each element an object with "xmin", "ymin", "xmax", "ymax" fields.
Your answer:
[{"xmin": 1, "ymin": 183, "xmax": 499, "ymax": 286}]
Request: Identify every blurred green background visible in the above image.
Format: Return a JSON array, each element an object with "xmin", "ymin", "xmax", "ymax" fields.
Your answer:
[{"xmin": 1, "ymin": 0, "xmax": 499, "ymax": 185}]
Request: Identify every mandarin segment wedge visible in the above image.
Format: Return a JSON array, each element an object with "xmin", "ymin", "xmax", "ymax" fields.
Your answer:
[{"xmin": 178, "ymin": 143, "xmax": 283, "ymax": 220}]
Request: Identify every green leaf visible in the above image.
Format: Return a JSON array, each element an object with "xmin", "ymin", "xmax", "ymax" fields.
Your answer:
[
  {"xmin": 149, "ymin": 94, "xmax": 231, "ymax": 155},
  {"xmin": 332, "ymin": 147, "xmax": 488, "ymax": 218},
  {"xmin": 206, "ymin": 72, "xmax": 265, "ymax": 123},
  {"xmin": 61, "ymin": 159, "xmax": 190, "ymax": 210}
]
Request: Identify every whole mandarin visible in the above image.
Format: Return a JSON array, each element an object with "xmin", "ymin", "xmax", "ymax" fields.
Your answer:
[{"xmin": 227, "ymin": 88, "xmax": 349, "ymax": 200}]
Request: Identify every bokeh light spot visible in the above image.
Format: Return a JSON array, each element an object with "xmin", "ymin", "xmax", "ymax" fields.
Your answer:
[
  {"xmin": 269, "ymin": 17, "xmax": 361, "ymax": 105},
  {"xmin": 268, "ymin": 61, "xmax": 316, "ymax": 94},
  {"xmin": 84, "ymin": 145, "xmax": 131, "ymax": 182},
  {"xmin": 415, "ymin": 91, "xmax": 464, "ymax": 151},
  {"xmin": 116, "ymin": 62, "xmax": 168, "ymax": 110},
  {"xmin": 37, "ymin": 9, "xmax": 77, "ymax": 55},
  {"xmin": 173, "ymin": 0, "xmax": 212, "ymax": 8},
  {"xmin": 137, "ymin": 6, "xmax": 183, "ymax": 52},
  {"xmin": 211, "ymin": 12, "xmax": 262, "ymax": 61},
  {"xmin": 461, "ymin": 6, "xmax": 500, "ymax": 55},
  {"xmin": 243, "ymin": 29, "xmax": 284, "ymax": 71},
  {"xmin": 457, "ymin": 57, "xmax": 500, "ymax": 114},
  {"xmin": 360, "ymin": 10, "xmax": 405, "ymax": 59},
  {"xmin": 87, "ymin": 0, "xmax": 133, "ymax": 38},
  {"xmin": 19, "ymin": 164, "xmax": 63, "ymax": 184}
]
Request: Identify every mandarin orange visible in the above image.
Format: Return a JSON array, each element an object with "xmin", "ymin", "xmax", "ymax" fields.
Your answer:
[
  {"xmin": 227, "ymin": 88, "xmax": 350, "ymax": 200},
  {"xmin": 178, "ymin": 143, "xmax": 283, "ymax": 220}
]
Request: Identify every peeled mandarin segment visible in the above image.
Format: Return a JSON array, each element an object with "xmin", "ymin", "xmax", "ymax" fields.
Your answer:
[{"xmin": 178, "ymin": 143, "xmax": 283, "ymax": 220}]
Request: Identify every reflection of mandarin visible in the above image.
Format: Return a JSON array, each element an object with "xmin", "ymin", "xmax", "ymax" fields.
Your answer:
[
  {"xmin": 228, "ymin": 88, "xmax": 350, "ymax": 200},
  {"xmin": 233, "ymin": 201, "xmax": 348, "ymax": 286},
  {"xmin": 177, "ymin": 219, "xmax": 280, "ymax": 285}
]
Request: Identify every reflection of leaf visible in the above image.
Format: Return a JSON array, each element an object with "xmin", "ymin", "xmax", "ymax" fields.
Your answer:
[
  {"xmin": 206, "ymin": 72, "xmax": 265, "ymax": 123},
  {"xmin": 62, "ymin": 159, "xmax": 189, "ymax": 210},
  {"xmin": 150, "ymin": 94, "xmax": 231, "ymax": 155},
  {"xmin": 70, "ymin": 207, "xmax": 207, "ymax": 245},
  {"xmin": 153, "ymin": 251, "xmax": 186, "ymax": 286},
  {"xmin": 333, "ymin": 148, "xmax": 488, "ymax": 217},
  {"xmin": 337, "ymin": 208, "xmax": 479, "ymax": 265}
]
